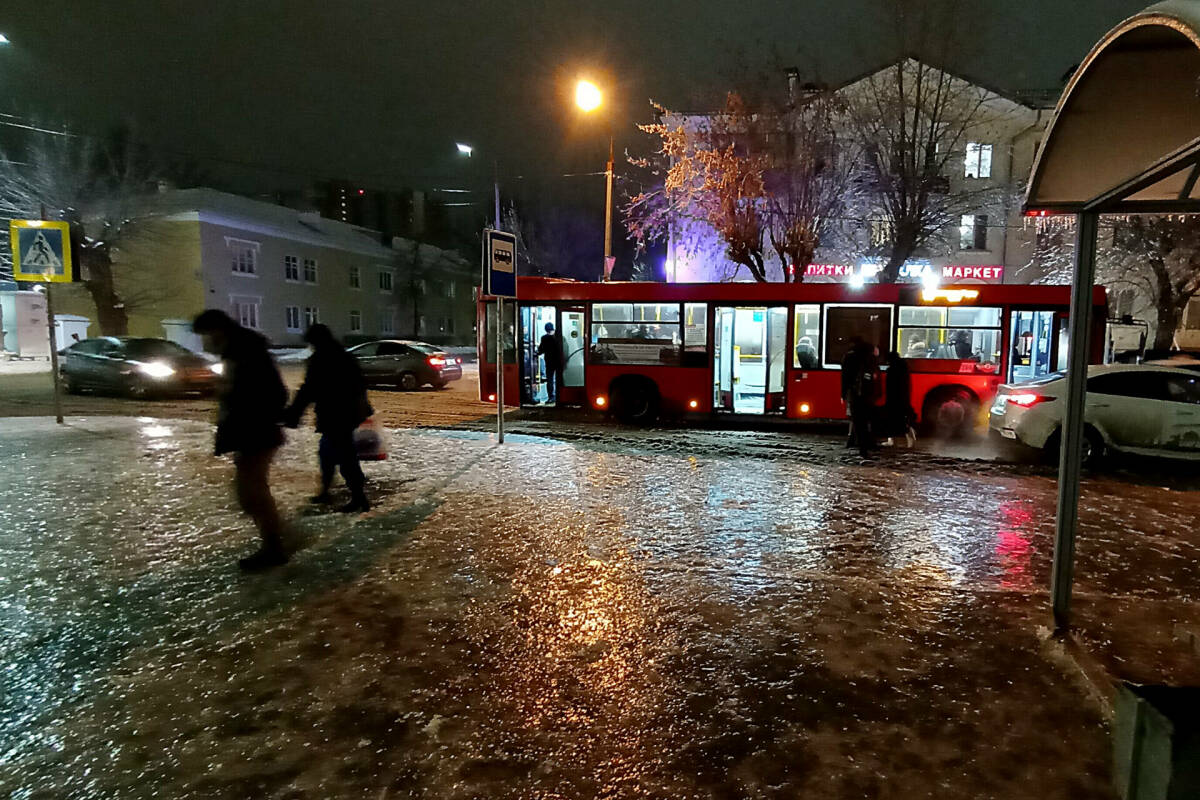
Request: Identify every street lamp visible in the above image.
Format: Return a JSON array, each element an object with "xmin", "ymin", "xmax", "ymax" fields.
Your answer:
[
  {"xmin": 0, "ymin": 34, "xmax": 10, "ymax": 45},
  {"xmin": 454, "ymin": 142, "xmax": 499, "ymax": 229},
  {"xmin": 575, "ymin": 79, "xmax": 614, "ymax": 279}
]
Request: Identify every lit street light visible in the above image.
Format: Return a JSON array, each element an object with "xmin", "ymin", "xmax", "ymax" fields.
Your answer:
[
  {"xmin": 0, "ymin": 34, "xmax": 10, "ymax": 46},
  {"xmin": 575, "ymin": 79, "xmax": 602, "ymax": 112},
  {"xmin": 575, "ymin": 79, "xmax": 615, "ymax": 279},
  {"xmin": 455, "ymin": 142, "xmax": 473, "ymax": 157}
]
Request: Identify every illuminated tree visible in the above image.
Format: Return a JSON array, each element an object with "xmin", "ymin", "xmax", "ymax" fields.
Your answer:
[{"xmin": 1025, "ymin": 214, "xmax": 1200, "ymax": 349}]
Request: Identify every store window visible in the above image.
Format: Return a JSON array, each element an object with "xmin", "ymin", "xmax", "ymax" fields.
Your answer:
[
  {"xmin": 897, "ymin": 305, "xmax": 1001, "ymax": 369},
  {"xmin": 793, "ymin": 304, "xmax": 821, "ymax": 368}
]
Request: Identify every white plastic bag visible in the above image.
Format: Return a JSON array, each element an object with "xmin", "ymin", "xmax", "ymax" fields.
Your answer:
[{"xmin": 354, "ymin": 417, "xmax": 388, "ymax": 461}]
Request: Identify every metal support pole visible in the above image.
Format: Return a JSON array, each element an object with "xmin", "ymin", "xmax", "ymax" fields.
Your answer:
[
  {"xmin": 603, "ymin": 135, "xmax": 614, "ymax": 278},
  {"xmin": 493, "ymin": 160, "xmax": 501, "ymax": 231},
  {"xmin": 496, "ymin": 297, "xmax": 504, "ymax": 444},
  {"xmin": 1051, "ymin": 210, "xmax": 1100, "ymax": 632},
  {"xmin": 45, "ymin": 283, "xmax": 63, "ymax": 425}
]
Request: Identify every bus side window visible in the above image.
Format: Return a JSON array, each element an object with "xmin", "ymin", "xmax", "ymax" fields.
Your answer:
[{"xmin": 794, "ymin": 304, "xmax": 820, "ymax": 368}]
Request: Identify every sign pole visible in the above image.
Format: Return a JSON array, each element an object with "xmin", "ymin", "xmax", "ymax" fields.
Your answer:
[
  {"xmin": 45, "ymin": 283, "xmax": 64, "ymax": 425},
  {"xmin": 1050, "ymin": 210, "xmax": 1100, "ymax": 632},
  {"xmin": 496, "ymin": 297, "xmax": 504, "ymax": 444}
]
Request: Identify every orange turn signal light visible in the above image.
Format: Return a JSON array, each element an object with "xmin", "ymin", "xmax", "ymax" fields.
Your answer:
[
  {"xmin": 799, "ymin": 402, "xmax": 811, "ymax": 414},
  {"xmin": 595, "ymin": 396, "xmax": 607, "ymax": 407},
  {"xmin": 688, "ymin": 399, "xmax": 699, "ymax": 409}
]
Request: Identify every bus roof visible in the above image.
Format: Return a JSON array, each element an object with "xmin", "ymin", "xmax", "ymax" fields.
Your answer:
[{"xmin": 489, "ymin": 277, "xmax": 1106, "ymax": 307}]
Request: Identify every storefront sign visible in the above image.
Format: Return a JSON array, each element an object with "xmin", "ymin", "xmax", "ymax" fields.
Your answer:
[{"xmin": 803, "ymin": 262, "xmax": 1005, "ymax": 283}]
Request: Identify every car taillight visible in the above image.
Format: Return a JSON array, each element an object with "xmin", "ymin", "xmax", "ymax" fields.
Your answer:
[
  {"xmin": 1007, "ymin": 392, "xmax": 1053, "ymax": 407},
  {"xmin": 455, "ymin": 357, "xmax": 462, "ymax": 364},
  {"xmin": 427, "ymin": 356, "xmax": 446, "ymax": 367}
]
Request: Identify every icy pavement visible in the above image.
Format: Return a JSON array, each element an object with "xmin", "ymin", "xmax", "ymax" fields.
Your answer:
[{"xmin": 2, "ymin": 417, "xmax": 1199, "ymax": 797}]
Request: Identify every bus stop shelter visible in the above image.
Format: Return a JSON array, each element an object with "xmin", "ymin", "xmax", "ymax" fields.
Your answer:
[{"xmin": 1026, "ymin": 0, "xmax": 1200, "ymax": 630}]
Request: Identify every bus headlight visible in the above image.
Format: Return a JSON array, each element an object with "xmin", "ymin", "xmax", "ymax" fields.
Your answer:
[{"xmin": 137, "ymin": 361, "xmax": 175, "ymax": 379}]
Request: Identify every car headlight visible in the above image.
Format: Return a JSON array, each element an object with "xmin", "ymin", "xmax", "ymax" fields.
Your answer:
[
  {"xmin": 137, "ymin": 361, "xmax": 176, "ymax": 379},
  {"xmin": 209, "ymin": 362, "xmax": 225, "ymax": 375}
]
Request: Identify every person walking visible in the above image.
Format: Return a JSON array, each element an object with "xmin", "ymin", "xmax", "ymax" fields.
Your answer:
[
  {"xmin": 883, "ymin": 351, "xmax": 918, "ymax": 448},
  {"xmin": 284, "ymin": 324, "xmax": 372, "ymax": 513},
  {"xmin": 536, "ymin": 322, "xmax": 564, "ymax": 405},
  {"xmin": 193, "ymin": 309, "xmax": 289, "ymax": 571},
  {"xmin": 841, "ymin": 338, "xmax": 881, "ymax": 457}
]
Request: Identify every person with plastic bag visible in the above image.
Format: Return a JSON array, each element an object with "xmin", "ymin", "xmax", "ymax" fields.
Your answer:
[
  {"xmin": 193, "ymin": 309, "xmax": 289, "ymax": 571},
  {"xmin": 284, "ymin": 324, "xmax": 372, "ymax": 513}
]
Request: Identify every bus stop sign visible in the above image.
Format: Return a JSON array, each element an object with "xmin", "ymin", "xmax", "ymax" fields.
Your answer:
[{"xmin": 484, "ymin": 228, "xmax": 516, "ymax": 298}]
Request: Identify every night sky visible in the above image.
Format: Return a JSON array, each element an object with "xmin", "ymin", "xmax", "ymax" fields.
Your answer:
[{"xmin": 0, "ymin": 1, "xmax": 1152, "ymax": 199}]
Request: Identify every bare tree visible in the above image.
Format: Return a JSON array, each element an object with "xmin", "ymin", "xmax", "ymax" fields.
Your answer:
[
  {"xmin": 1, "ymin": 123, "xmax": 200, "ymax": 335},
  {"xmin": 1025, "ymin": 215, "xmax": 1200, "ymax": 349},
  {"xmin": 626, "ymin": 87, "xmax": 860, "ymax": 283},
  {"xmin": 844, "ymin": 57, "xmax": 1013, "ymax": 282}
]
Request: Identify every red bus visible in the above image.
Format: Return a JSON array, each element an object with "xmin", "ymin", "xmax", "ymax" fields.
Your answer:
[{"xmin": 477, "ymin": 278, "xmax": 1107, "ymax": 433}]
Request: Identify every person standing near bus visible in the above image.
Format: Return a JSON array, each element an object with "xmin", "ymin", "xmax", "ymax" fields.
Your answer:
[
  {"xmin": 842, "ymin": 338, "xmax": 881, "ymax": 457},
  {"xmin": 882, "ymin": 351, "xmax": 917, "ymax": 448},
  {"xmin": 536, "ymin": 322, "xmax": 564, "ymax": 404}
]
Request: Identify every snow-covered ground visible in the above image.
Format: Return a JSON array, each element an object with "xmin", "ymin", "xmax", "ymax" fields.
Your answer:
[{"xmin": 1, "ymin": 416, "xmax": 1198, "ymax": 797}]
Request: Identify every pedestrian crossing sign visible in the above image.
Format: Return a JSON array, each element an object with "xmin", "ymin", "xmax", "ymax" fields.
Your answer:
[{"xmin": 10, "ymin": 220, "xmax": 73, "ymax": 283}]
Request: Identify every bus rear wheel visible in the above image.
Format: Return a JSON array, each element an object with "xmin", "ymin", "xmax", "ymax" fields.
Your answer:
[
  {"xmin": 610, "ymin": 377, "xmax": 660, "ymax": 425},
  {"xmin": 923, "ymin": 388, "xmax": 978, "ymax": 439}
]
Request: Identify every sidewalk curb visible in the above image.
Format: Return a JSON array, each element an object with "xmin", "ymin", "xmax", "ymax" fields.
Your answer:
[{"xmin": 1039, "ymin": 626, "xmax": 1117, "ymax": 721}]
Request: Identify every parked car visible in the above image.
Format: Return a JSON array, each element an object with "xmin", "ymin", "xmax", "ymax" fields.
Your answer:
[
  {"xmin": 347, "ymin": 340, "xmax": 462, "ymax": 390},
  {"xmin": 60, "ymin": 337, "xmax": 222, "ymax": 398},
  {"xmin": 988, "ymin": 364, "xmax": 1200, "ymax": 464}
]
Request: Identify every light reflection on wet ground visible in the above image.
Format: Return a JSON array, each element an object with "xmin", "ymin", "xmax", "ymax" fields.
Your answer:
[{"xmin": 1, "ymin": 417, "xmax": 1198, "ymax": 797}]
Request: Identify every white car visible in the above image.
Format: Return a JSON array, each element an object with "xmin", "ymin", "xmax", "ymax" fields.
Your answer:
[{"xmin": 988, "ymin": 364, "xmax": 1200, "ymax": 463}]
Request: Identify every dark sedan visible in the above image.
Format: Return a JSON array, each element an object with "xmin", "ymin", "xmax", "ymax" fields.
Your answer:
[
  {"xmin": 348, "ymin": 340, "xmax": 462, "ymax": 390},
  {"xmin": 60, "ymin": 337, "xmax": 222, "ymax": 398}
]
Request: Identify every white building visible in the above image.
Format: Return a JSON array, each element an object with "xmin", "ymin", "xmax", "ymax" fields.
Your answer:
[{"xmin": 664, "ymin": 59, "xmax": 1056, "ymax": 287}]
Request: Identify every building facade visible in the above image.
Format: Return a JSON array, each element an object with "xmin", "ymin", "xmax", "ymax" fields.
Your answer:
[
  {"xmin": 53, "ymin": 188, "xmax": 477, "ymax": 347},
  {"xmin": 664, "ymin": 60, "xmax": 1055, "ymax": 287}
]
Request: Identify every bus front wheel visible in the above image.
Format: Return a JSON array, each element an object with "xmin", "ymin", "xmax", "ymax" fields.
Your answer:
[
  {"xmin": 610, "ymin": 377, "xmax": 660, "ymax": 425},
  {"xmin": 923, "ymin": 388, "xmax": 978, "ymax": 439}
]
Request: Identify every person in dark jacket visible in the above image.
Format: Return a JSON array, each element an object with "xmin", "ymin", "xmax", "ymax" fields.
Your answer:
[
  {"xmin": 193, "ymin": 309, "xmax": 288, "ymax": 571},
  {"xmin": 883, "ymin": 351, "xmax": 918, "ymax": 447},
  {"xmin": 841, "ymin": 338, "xmax": 881, "ymax": 457},
  {"xmin": 284, "ymin": 324, "xmax": 372, "ymax": 513},
  {"xmin": 536, "ymin": 322, "xmax": 564, "ymax": 404}
]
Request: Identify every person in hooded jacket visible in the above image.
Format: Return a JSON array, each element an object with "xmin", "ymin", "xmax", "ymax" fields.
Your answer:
[
  {"xmin": 193, "ymin": 309, "xmax": 289, "ymax": 571},
  {"xmin": 284, "ymin": 324, "xmax": 372, "ymax": 513}
]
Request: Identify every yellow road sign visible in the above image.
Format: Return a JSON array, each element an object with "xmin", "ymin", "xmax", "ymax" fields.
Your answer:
[{"xmin": 10, "ymin": 220, "xmax": 73, "ymax": 283}]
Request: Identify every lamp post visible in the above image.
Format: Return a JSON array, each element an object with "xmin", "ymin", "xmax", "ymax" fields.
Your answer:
[
  {"xmin": 575, "ymin": 79, "xmax": 615, "ymax": 280},
  {"xmin": 456, "ymin": 142, "xmax": 506, "ymax": 441}
]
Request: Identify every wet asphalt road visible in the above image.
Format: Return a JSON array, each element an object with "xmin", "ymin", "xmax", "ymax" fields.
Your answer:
[{"xmin": 2, "ymin": 412, "xmax": 1199, "ymax": 798}]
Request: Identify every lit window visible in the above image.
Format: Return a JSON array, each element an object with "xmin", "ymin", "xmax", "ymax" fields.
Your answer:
[
  {"xmin": 897, "ymin": 305, "xmax": 1001, "ymax": 363},
  {"xmin": 303, "ymin": 258, "xmax": 318, "ymax": 284},
  {"xmin": 793, "ymin": 304, "xmax": 821, "ymax": 368},
  {"xmin": 285, "ymin": 305, "xmax": 301, "ymax": 332},
  {"xmin": 284, "ymin": 255, "xmax": 299, "ymax": 281},
  {"xmin": 349, "ymin": 310, "xmax": 362, "ymax": 332},
  {"xmin": 959, "ymin": 214, "xmax": 989, "ymax": 250},
  {"xmin": 964, "ymin": 142, "xmax": 993, "ymax": 179},
  {"xmin": 349, "ymin": 265, "xmax": 361, "ymax": 289},
  {"xmin": 227, "ymin": 239, "xmax": 259, "ymax": 275},
  {"xmin": 590, "ymin": 302, "xmax": 684, "ymax": 366}
]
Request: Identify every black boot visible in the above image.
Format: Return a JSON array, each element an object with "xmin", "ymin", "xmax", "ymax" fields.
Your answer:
[
  {"xmin": 339, "ymin": 492, "xmax": 370, "ymax": 514},
  {"xmin": 310, "ymin": 490, "xmax": 333, "ymax": 504},
  {"xmin": 239, "ymin": 547, "xmax": 288, "ymax": 571}
]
